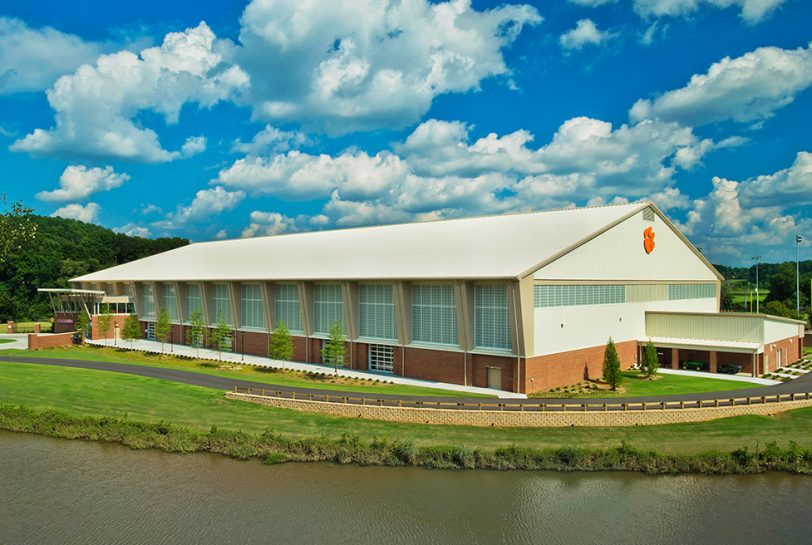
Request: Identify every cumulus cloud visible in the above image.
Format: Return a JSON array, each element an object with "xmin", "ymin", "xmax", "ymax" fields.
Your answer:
[
  {"xmin": 633, "ymin": 0, "xmax": 786, "ymax": 24},
  {"xmin": 113, "ymin": 223, "xmax": 151, "ymax": 237},
  {"xmin": 0, "ymin": 18, "xmax": 110, "ymax": 94},
  {"xmin": 231, "ymin": 125, "xmax": 308, "ymax": 155},
  {"xmin": 36, "ymin": 165, "xmax": 129, "ymax": 202},
  {"xmin": 569, "ymin": 0, "xmax": 617, "ymax": 6},
  {"xmin": 217, "ymin": 114, "xmax": 733, "ymax": 228},
  {"xmin": 559, "ymin": 19, "xmax": 615, "ymax": 50},
  {"xmin": 11, "ymin": 22, "xmax": 248, "ymax": 162},
  {"xmin": 676, "ymin": 154, "xmax": 812, "ymax": 261},
  {"xmin": 155, "ymin": 186, "xmax": 245, "ymax": 230},
  {"xmin": 630, "ymin": 42, "xmax": 812, "ymax": 127},
  {"xmin": 51, "ymin": 202, "xmax": 100, "ymax": 223},
  {"xmin": 180, "ymin": 136, "xmax": 207, "ymax": 158},
  {"xmin": 235, "ymin": 0, "xmax": 541, "ymax": 133},
  {"xmin": 241, "ymin": 211, "xmax": 297, "ymax": 237}
]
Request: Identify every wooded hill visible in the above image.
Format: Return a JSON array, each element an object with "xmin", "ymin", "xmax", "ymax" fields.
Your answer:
[{"xmin": 0, "ymin": 215, "xmax": 188, "ymax": 321}]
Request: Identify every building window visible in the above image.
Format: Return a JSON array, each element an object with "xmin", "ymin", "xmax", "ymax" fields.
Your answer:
[
  {"xmin": 275, "ymin": 284, "xmax": 302, "ymax": 332},
  {"xmin": 313, "ymin": 284, "xmax": 344, "ymax": 335},
  {"xmin": 474, "ymin": 284, "xmax": 511, "ymax": 351},
  {"xmin": 163, "ymin": 284, "xmax": 178, "ymax": 322},
  {"xmin": 534, "ymin": 284, "xmax": 625, "ymax": 308},
  {"xmin": 368, "ymin": 344, "xmax": 394, "ymax": 373},
  {"xmin": 411, "ymin": 284, "xmax": 457, "ymax": 346},
  {"xmin": 359, "ymin": 284, "xmax": 396, "ymax": 341},
  {"xmin": 241, "ymin": 284, "xmax": 265, "ymax": 330},
  {"xmin": 668, "ymin": 283, "xmax": 716, "ymax": 300},
  {"xmin": 186, "ymin": 284, "xmax": 203, "ymax": 321},
  {"xmin": 211, "ymin": 283, "xmax": 232, "ymax": 325},
  {"xmin": 141, "ymin": 284, "xmax": 155, "ymax": 318}
]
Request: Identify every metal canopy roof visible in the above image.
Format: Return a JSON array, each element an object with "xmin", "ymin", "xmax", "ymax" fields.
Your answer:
[{"xmin": 71, "ymin": 202, "xmax": 654, "ymax": 283}]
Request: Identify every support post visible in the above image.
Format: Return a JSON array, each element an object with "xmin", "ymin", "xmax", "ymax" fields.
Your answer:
[
  {"xmin": 671, "ymin": 347, "xmax": 679, "ymax": 370},
  {"xmin": 709, "ymin": 351, "xmax": 717, "ymax": 374}
]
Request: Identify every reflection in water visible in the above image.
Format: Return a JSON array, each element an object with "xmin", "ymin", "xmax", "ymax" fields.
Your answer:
[{"xmin": 1, "ymin": 431, "xmax": 811, "ymax": 545}]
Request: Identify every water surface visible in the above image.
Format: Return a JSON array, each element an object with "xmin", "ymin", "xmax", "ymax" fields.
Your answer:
[{"xmin": 1, "ymin": 431, "xmax": 810, "ymax": 545}]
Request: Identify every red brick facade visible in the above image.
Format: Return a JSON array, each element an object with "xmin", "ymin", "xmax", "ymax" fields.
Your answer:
[
  {"xmin": 28, "ymin": 331, "xmax": 76, "ymax": 350},
  {"xmin": 521, "ymin": 340, "xmax": 638, "ymax": 393}
]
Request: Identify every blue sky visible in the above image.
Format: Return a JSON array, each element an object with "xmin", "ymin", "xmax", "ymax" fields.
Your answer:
[{"xmin": 1, "ymin": 0, "xmax": 810, "ymax": 266}]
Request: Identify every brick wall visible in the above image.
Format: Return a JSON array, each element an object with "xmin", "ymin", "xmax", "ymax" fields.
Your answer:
[
  {"xmin": 90, "ymin": 314, "xmax": 129, "ymax": 341},
  {"xmin": 400, "ymin": 346, "xmax": 466, "ymax": 385},
  {"xmin": 522, "ymin": 340, "xmax": 638, "ymax": 393},
  {"xmin": 764, "ymin": 335, "xmax": 803, "ymax": 370},
  {"xmin": 226, "ymin": 392, "xmax": 812, "ymax": 428},
  {"xmin": 27, "ymin": 332, "xmax": 76, "ymax": 350}
]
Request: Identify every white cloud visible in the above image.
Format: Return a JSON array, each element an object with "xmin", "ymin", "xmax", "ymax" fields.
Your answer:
[
  {"xmin": 181, "ymin": 136, "xmax": 207, "ymax": 157},
  {"xmin": 141, "ymin": 204, "xmax": 162, "ymax": 215},
  {"xmin": 559, "ymin": 19, "xmax": 615, "ymax": 50},
  {"xmin": 36, "ymin": 165, "xmax": 129, "ymax": 202},
  {"xmin": 231, "ymin": 124, "xmax": 308, "ymax": 155},
  {"xmin": 0, "ymin": 17, "xmax": 108, "ymax": 94},
  {"xmin": 51, "ymin": 202, "xmax": 100, "ymax": 223},
  {"xmin": 630, "ymin": 42, "xmax": 812, "ymax": 126},
  {"xmin": 235, "ymin": 0, "xmax": 541, "ymax": 133},
  {"xmin": 113, "ymin": 223, "xmax": 151, "ymax": 237},
  {"xmin": 676, "ymin": 154, "xmax": 812, "ymax": 262},
  {"xmin": 241, "ymin": 211, "xmax": 297, "ymax": 237},
  {"xmin": 633, "ymin": 0, "xmax": 786, "ymax": 24},
  {"xmin": 11, "ymin": 22, "xmax": 248, "ymax": 162},
  {"xmin": 156, "ymin": 186, "xmax": 245, "ymax": 230},
  {"xmin": 569, "ymin": 0, "xmax": 617, "ymax": 6},
  {"xmin": 216, "ymin": 114, "xmax": 731, "ymax": 228}
]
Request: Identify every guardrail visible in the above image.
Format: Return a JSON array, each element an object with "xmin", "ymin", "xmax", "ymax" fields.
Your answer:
[{"xmin": 232, "ymin": 386, "xmax": 812, "ymax": 413}]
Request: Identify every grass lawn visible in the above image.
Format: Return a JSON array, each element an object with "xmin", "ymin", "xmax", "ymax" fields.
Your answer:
[
  {"xmin": 1, "ymin": 361, "xmax": 811, "ymax": 454},
  {"xmin": 0, "ymin": 339, "xmax": 15, "ymax": 345},
  {"xmin": 0, "ymin": 346, "xmax": 492, "ymax": 398},
  {"xmin": 588, "ymin": 371, "xmax": 753, "ymax": 397},
  {"xmin": 11, "ymin": 321, "xmax": 53, "ymax": 333}
]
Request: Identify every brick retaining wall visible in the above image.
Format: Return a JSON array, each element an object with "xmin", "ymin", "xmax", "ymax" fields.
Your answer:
[
  {"xmin": 225, "ymin": 391, "xmax": 812, "ymax": 428},
  {"xmin": 27, "ymin": 332, "xmax": 76, "ymax": 350}
]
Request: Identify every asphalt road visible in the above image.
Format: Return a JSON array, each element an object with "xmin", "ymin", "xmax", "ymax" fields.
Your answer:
[{"xmin": 2, "ymin": 355, "xmax": 811, "ymax": 411}]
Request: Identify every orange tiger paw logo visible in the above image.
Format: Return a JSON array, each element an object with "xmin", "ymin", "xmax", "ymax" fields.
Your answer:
[{"xmin": 643, "ymin": 227, "xmax": 655, "ymax": 254}]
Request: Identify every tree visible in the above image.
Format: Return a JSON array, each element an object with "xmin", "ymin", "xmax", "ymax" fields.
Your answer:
[
  {"xmin": 0, "ymin": 196, "xmax": 37, "ymax": 264},
  {"xmin": 122, "ymin": 313, "xmax": 141, "ymax": 348},
  {"xmin": 155, "ymin": 307, "xmax": 171, "ymax": 352},
  {"xmin": 321, "ymin": 320, "xmax": 346, "ymax": 373},
  {"xmin": 97, "ymin": 308, "xmax": 113, "ymax": 346},
  {"xmin": 188, "ymin": 310, "xmax": 205, "ymax": 357},
  {"xmin": 763, "ymin": 300, "xmax": 803, "ymax": 321},
  {"xmin": 602, "ymin": 337, "xmax": 622, "ymax": 390},
  {"xmin": 720, "ymin": 282, "xmax": 734, "ymax": 311},
  {"xmin": 210, "ymin": 317, "xmax": 232, "ymax": 360},
  {"xmin": 269, "ymin": 319, "xmax": 294, "ymax": 362},
  {"xmin": 76, "ymin": 311, "xmax": 90, "ymax": 341},
  {"xmin": 640, "ymin": 340, "xmax": 659, "ymax": 378}
]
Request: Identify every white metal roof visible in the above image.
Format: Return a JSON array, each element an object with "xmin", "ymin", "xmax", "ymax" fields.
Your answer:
[
  {"xmin": 645, "ymin": 336, "xmax": 762, "ymax": 353},
  {"xmin": 72, "ymin": 202, "xmax": 652, "ymax": 283}
]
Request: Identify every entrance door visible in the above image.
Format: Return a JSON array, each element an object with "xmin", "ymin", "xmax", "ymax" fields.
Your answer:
[
  {"xmin": 146, "ymin": 322, "xmax": 155, "ymax": 340},
  {"xmin": 776, "ymin": 350, "xmax": 782, "ymax": 369},
  {"xmin": 487, "ymin": 367, "xmax": 502, "ymax": 390},
  {"xmin": 368, "ymin": 344, "xmax": 394, "ymax": 373}
]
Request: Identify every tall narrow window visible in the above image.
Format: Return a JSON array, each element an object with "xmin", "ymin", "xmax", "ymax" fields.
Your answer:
[
  {"xmin": 474, "ymin": 284, "xmax": 511, "ymax": 351},
  {"xmin": 186, "ymin": 284, "xmax": 202, "ymax": 320},
  {"xmin": 141, "ymin": 284, "xmax": 155, "ymax": 318},
  {"xmin": 359, "ymin": 284, "xmax": 396, "ymax": 341},
  {"xmin": 411, "ymin": 284, "xmax": 457, "ymax": 346},
  {"xmin": 313, "ymin": 284, "xmax": 344, "ymax": 335},
  {"xmin": 275, "ymin": 284, "xmax": 302, "ymax": 332},
  {"xmin": 163, "ymin": 284, "xmax": 178, "ymax": 321},
  {"xmin": 241, "ymin": 284, "xmax": 265, "ymax": 329},
  {"xmin": 211, "ymin": 283, "xmax": 232, "ymax": 325}
]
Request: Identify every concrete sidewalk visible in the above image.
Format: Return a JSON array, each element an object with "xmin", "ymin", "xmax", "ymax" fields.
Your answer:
[
  {"xmin": 86, "ymin": 337, "xmax": 526, "ymax": 399},
  {"xmin": 0, "ymin": 334, "xmax": 28, "ymax": 351},
  {"xmin": 657, "ymin": 367, "xmax": 781, "ymax": 386}
]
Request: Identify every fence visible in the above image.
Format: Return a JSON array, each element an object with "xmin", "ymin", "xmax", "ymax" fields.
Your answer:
[{"xmin": 231, "ymin": 385, "xmax": 812, "ymax": 413}]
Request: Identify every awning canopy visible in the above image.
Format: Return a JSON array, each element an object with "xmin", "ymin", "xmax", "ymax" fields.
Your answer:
[{"xmin": 644, "ymin": 336, "xmax": 761, "ymax": 354}]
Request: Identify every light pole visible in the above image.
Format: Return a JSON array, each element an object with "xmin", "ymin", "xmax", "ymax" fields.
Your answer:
[
  {"xmin": 752, "ymin": 255, "xmax": 762, "ymax": 314},
  {"xmin": 797, "ymin": 235, "xmax": 804, "ymax": 314}
]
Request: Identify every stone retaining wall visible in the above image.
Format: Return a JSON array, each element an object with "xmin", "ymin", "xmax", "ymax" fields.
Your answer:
[{"xmin": 226, "ymin": 391, "xmax": 812, "ymax": 428}]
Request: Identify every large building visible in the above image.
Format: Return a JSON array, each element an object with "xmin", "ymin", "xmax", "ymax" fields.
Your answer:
[{"xmin": 49, "ymin": 202, "xmax": 805, "ymax": 393}]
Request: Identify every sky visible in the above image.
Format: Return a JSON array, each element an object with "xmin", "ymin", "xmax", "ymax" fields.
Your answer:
[{"xmin": 0, "ymin": 0, "xmax": 810, "ymax": 266}]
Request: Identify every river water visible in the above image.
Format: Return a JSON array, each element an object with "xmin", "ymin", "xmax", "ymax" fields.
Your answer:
[{"xmin": 1, "ymin": 430, "xmax": 811, "ymax": 545}]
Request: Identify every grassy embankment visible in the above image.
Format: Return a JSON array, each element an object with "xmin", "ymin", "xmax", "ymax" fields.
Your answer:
[
  {"xmin": 0, "ymin": 339, "xmax": 15, "ymax": 345},
  {"xmin": 2, "ymin": 362, "xmax": 812, "ymax": 473},
  {"xmin": 1, "ymin": 345, "xmax": 490, "ymax": 398}
]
